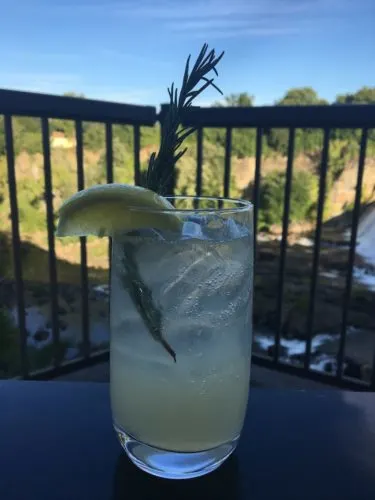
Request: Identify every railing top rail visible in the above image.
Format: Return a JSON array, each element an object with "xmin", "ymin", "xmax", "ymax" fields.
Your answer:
[
  {"xmin": 163, "ymin": 103, "xmax": 375, "ymax": 129},
  {"xmin": 2, "ymin": 90, "xmax": 374, "ymax": 129},
  {"xmin": 0, "ymin": 89, "xmax": 157, "ymax": 126}
]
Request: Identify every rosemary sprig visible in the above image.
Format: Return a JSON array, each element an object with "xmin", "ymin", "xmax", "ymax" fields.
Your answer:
[
  {"xmin": 124, "ymin": 44, "xmax": 224, "ymax": 362},
  {"xmin": 146, "ymin": 43, "xmax": 224, "ymax": 196},
  {"xmin": 121, "ymin": 244, "xmax": 176, "ymax": 362}
]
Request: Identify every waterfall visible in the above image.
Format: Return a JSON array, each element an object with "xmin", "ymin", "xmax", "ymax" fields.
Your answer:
[{"xmin": 357, "ymin": 204, "xmax": 375, "ymax": 267}]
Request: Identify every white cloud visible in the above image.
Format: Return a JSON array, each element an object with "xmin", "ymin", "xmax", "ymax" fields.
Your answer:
[
  {"xmin": 115, "ymin": 0, "xmax": 312, "ymax": 19},
  {"xmin": 167, "ymin": 19, "xmax": 262, "ymax": 31},
  {"xmin": 115, "ymin": 0, "xmax": 356, "ymax": 20},
  {"xmin": 22, "ymin": 0, "xmax": 366, "ymax": 21},
  {"xmin": 110, "ymin": 0, "xmax": 353, "ymax": 39},
  {"xmin": 8, "ymin": 0, "xmax": 365, "ymax": 43},
  {"xmin": 185, "ymin": 27, "xmax": 303, "ymax": 39}
]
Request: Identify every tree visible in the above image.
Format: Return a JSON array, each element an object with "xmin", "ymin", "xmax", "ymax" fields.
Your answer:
[
  {"xmin": 11, "ymin": 117, "xmax": 42, "ymax": 155},
  {"xmin": 267, "ymin": 87, "xmax": 327, "ymax": 156},
  {"xmin": 276, "ymin": 87, "xmax": 327, "ymax": 106},
  {"xmin": 258, "ymin": 170, "xmax": 317, "ymax": 228},
  {"xmin": 217, "ymin": 92, "xmax": 254, "ymax": 107},
  {"xmin": 335, "ymin": 86, "xmax": 375, "ymax": 105},
  {"xmin": 333, "ymin": 87, "xmax": 375, "ymax": 148},
  {"xmin": 50, "ymin": 119, "xmax": 75, "ymax": 138},
  {"xmin": 211, "ymin": 93, "xmax": 256, "ymax": 158},
  {"xmin": 83, "ymin": 122, "xmax": 105, "ymax": 152},
  {"xmin": 63, "ymin": 91, "xmax": 86, "ymax": 98},
  {"xmin": 97, "ymin": 136, "xmax": 133, "ymax": 185}
]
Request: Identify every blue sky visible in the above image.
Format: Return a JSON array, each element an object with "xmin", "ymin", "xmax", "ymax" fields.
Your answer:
[{"xmin": 1, "ymin": 0, "xmax": 374, "ymax": 107}]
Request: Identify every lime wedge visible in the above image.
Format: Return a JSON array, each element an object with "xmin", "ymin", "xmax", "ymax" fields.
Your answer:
[{"xmin": 56, "ymin": 184, "xmax": 181, "ymax": 237}]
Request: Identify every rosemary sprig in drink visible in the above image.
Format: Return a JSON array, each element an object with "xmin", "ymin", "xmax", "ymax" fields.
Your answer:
[
  {"xmin": 123, "ymin": 44, "xmax": 224, "ymax": 362},
  {"xmin": 121, "ymin": 244, "xmax": 176, "ymax": 362}
]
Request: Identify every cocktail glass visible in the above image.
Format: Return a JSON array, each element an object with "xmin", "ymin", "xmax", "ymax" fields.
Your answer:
[{"xmin": 110, "ymin": 196, "xmax": 253, "ymax": 479}]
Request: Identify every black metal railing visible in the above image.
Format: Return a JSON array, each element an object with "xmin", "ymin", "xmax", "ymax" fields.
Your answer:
[
  {"xmin": 179, "ymin": 103, "xmax": 375, "ymax": 390},
  {"xmin": 1, "ymin": 89, "xmax": 375, "ymax": 389},
  {"xmin": 1, "ymin": 89, "xmax": 157, "ymax": 379}
]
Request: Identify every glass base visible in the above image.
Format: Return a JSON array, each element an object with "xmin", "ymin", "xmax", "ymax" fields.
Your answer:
[{"xmin": 113, "ymin": 423, "xmax": 238, "ymax": 480}]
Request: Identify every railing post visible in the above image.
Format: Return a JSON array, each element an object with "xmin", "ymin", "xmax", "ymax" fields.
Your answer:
[
  {"xmin": 41, "ymin": 117, "xmax": 60, "ymax": 369},
  {"xmin": 4, "ymin": 115, "xmax": 29, "ymax": 378},
  {"xmin": 223, "ymin": 128, "xmax": 232, "ymax": 199},
  {"xmin": 158, "ymin": 104, "xmax": 175, "ymax": 196},
  {"xmin": 304, "ymin": 128, "xmax": 331, "ymax": 371},
  {"xmin": 196, "ymin": 127, "xmax": 203, "ymax": 198},
  {"xmin": 274, "ymin": 128, "xmax": 295, "ymax": 363},
  {"xmin": 75, "ymin": 120, "xmax": 90, "ymax": 360},
  {"xmin": 253, "ymin": 127, "xmax": 263, "ymax": 259},
  {"xmin": 105, "ymin": 122, "xmax": 113, "ymax": 267},
  {"xmin": 337, "ymin": 128, "xmax": 368, "ymax": 381},
  {"xmin": 133, "ymin": 125, "xmax": 141, "ymax": 186}
]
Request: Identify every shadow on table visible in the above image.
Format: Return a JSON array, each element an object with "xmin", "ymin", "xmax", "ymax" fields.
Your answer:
[{"xmin": 111, "ymin": 452, "xmax": 239, "ymax": 500}]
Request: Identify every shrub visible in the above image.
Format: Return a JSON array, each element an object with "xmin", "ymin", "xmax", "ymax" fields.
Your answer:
[{"xmin": 259, "ymin": 170, "xmax": 317, "ymax": 227}]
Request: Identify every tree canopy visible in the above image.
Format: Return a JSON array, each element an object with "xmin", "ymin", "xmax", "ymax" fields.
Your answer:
[
  {"xmin": 216, "ymin": 92, "xmax": 254, "ymax": 107},
  {"xmin": 335, "ymin": 87, "xmax": 375, "ymax": 105},
  {"xmin": 276, "ymin": 87, "xmax": 328, "ymax": 106}
]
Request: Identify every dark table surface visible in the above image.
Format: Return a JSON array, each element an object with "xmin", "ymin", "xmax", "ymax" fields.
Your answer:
[{"xmin": 1, "ymin": 381, "xmax": 375, "ymax": 500}]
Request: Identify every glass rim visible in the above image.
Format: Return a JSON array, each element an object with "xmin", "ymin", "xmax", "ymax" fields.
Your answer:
[{"xmin": 128, "ymin": 195, "xmax": 253, "ymax": 214}]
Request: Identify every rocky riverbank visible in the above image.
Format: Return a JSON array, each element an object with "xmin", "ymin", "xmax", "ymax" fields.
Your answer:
[{"xmin": 252, "ymin": 210, "xmax": 375, "ymax": 381}]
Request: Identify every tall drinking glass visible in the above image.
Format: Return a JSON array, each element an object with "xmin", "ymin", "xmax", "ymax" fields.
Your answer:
[{"xmin": 110, "ymin": 196, "xmax": 253, "ymax": 479}]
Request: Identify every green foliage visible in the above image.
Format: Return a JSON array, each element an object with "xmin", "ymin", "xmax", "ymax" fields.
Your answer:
[
  {"xmin": 335, "ymin": 86, "xmax": 375, "ymax": 105},
  {"xmin": 175, "ymin": 140, "xmax": 241, "ymax": 199},
  {"xmin": 275, "ymin": 87, "xmax": 328, "ymax": 106},
  {"xmin": 50, "ymin": 119, "xmax": 75, "ymax": 137},
  {"xmin": 203, "ymin": 128, "xmax": 257, "ymax": 158},
  {"xmin": 258, "ymin": 170, "xmax": 317, "ymax": 228},
  {"xmin": 215, "ymin": 92, "xmax": 254, "ymax": 107},
  {"xmin": 0, "ymin": 85, "xmax": 373, "ymax": 246},
  {"xmin": 140, "ymin": 125, "xmax": 159, "ymax": 149},
  {"xmin": 333, "ymin": 88, "xmax": 375, "ymax": 149},
  {"xmin": 113, "ymin": 124, "xmax": 133, "ymax": 150},
  {"xmin": 232, "ymin": 129, "xmax": 256, "ymax": 158},
  {"xmin": 104, "ymin": 136, "xmax": 134, "ymax": 185},
  {"xmin": 211, "ymin": 93, "xmax": 256, "ymax": 158},
  {"xmin": 50, "ymin": 149, "xmax": 76, "ymax": 199},
  {"xmin": 327, "ymin": 139, "xmax": 358, "ymax": 185},
  {"xmin": 63, "ymin": 91, "xmax": 86, "ymax": 98},
  {"xmin": 83, "ymin": 122, "xmax": 105, "ymax": 151},
  {"xmin": 12, "ymin": 117, "xmax": 42, "ymax": 155},
  {"xmin": 267, "ymin": 88, "xmax": 327, "ymax": 156},
  {"xmin": 268, "ymin": 128, "xmax": 324, "ymax": 157}
]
